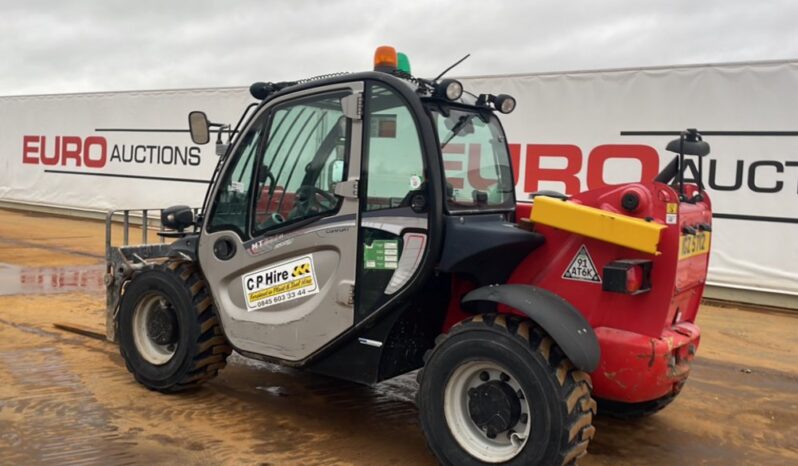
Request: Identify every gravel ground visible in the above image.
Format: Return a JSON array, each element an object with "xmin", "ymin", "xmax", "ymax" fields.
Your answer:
[{"xmin": 1, "ymin": 208, "xmax": 796, "ymax": 465}]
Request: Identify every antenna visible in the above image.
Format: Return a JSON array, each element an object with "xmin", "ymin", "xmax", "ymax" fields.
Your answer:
[{"xmin": 433, "ymin": 53, "xmax": 471, "ymax": 82}]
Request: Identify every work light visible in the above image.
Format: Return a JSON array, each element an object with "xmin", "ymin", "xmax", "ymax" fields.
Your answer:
[
  {"xmin": 436, "ymin": 79, "xmax": 463, "ymax": 101},
  {"xmin": 494, "ymin": 94, "xmax": 516, "ymax": 114}
]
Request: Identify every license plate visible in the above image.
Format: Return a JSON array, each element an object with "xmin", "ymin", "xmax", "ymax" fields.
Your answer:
[{"xmin": 679, "ymin": 232, "xmax": 711, "ymax": 260}]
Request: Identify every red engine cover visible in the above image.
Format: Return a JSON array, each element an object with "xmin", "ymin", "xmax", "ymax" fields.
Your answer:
[{"xmin": 510, "ymin": 182, "xmax": 711, "ymax": 403}]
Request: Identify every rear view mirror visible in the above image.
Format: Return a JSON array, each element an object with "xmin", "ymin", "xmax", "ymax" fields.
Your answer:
[
  {"xmin": 162, "ymin": 205, "xmax": 194, "ymax": 232},
  {"xmin": 665, "ymin": 138, "xmax": 710, "ymax": 157},
  {"xmin": 188, "ymin": 111, "xmax": 210, "ymax": 145},
  {"xmin": 657, "ymin": 128, "xmax": 711, "ymax": 202}
]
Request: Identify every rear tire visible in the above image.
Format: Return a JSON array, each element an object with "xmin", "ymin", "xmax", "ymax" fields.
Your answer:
[
  {"xmin": 417, "ymin": 315, "xmax": 596, "ymax": 466},
  {"xmin": 118, "ymin": 260, "xmax": 232, "ymax": 392}
]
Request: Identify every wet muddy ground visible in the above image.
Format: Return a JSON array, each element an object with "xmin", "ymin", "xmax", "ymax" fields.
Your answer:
[{"xmin": 0, "ymin": 207, "xmax": 796, "ymax": 465}]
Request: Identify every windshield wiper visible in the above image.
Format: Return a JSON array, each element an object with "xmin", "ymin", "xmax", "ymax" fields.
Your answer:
[{"xmin": 440, "ymin": 114, "xmax": 474, "ymax": 149}]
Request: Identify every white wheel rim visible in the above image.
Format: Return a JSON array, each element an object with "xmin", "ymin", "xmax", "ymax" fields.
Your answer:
[
  {"xmin": 443, "ymin": 360, "xmax": 531, "ymax": 463},
  {"xmin": 132, "ymin": 293, "xmax": 178, "ymax": 365}
]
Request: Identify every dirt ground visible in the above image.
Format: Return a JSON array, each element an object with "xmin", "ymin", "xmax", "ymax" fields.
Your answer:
[{"xmin": 1, "ymin": 207, "xmax": 796, "ymax": 466}]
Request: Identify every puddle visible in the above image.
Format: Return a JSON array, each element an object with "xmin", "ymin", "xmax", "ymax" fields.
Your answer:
[
  {"xmin": 0, "ymin": 263, "xmax": 105, "ymax": 296},
  {"xmin": 255, "ymin": 385, "xmax": 290, "ymax": 397}
]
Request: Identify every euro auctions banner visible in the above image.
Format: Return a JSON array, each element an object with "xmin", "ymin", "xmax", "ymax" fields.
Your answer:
[
  {"xmin": 461, "ymin": 59, "xmax": 798, "ymax": 296},
  {"xmin": 1, "ymin": 61, "xmax": 797, "ymax": 297},
  {"xmin": 0, "ymin": 87, "xmax": 252, "ymax": 211}
]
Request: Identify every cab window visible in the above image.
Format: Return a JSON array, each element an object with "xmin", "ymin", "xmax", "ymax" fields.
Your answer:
[
  {"xmin": 432, "ymin": 106, "xmax": 515, "ymax": 212},
  {"xmin": 252, "ymin": 92, "xmax": 349, "ymax": 234},
  {"xmin": 365, "ymin": 84, "xmax": 425, "ymax": 211},
  {"xmin": 207, "ymin": 113, "xmax": 266, "ymax": 236}
]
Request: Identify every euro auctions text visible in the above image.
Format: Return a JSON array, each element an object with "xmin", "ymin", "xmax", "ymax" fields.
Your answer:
[{"xmin": 22, "ymin": 135, "xmax": 201, "ymax": 168}]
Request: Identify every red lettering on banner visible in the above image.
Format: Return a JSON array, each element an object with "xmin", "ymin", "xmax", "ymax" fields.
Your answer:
[
  {"xmin": 508, "ymin": 143, "xmax": 521, "ymax": 185},
  {"xmin": 443, "ymin": 143, "xmax": 465, "ymax": 189},
  {"xmin": 467, "ymin": 143, "xmax": 498, "ymax": 190},
  {"xmin": 61, "ymin": 136, "xmax": 83, "ymax": 167},
  {"xmin": 22, "ymin": 136, "xmax": 39, "ymax": 164},
  {"xmin": 39, "ymin": 136, "xmax": 60, "ymax": 166},
  {"xmin": 19, "ymin": 135, "xmax": 107, "ymax": 168},
  {"xmin": 587, "ymin": 144, "xmax": 660, "ymax": 189},
  {"xmin": 524, "ymin": 144, "xmax": 582, "ymax": 194},
  {"xmin": 83, "ymin": 136, "xmax": 107, "ymax": 168}
]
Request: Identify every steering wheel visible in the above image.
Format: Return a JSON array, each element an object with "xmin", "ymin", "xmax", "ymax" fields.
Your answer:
[
  {"xmin": 292, "ymin": 185, "xmax": 338, "ymax": 218},
  {"xmin": 314, "ymin": 187, "xmax": 338, "ymax": 209}
]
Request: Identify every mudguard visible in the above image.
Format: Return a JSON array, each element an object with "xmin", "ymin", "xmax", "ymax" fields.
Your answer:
[
  {"xmin": 166, "ymin": 234, "xmax": 199, "ymax": 261},
  {"xmin": 462, "ymin": 284, "xmax": 600, "ymax": 372}
]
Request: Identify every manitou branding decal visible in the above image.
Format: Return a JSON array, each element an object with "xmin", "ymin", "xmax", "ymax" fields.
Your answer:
[
  {"xmin": 21, "ymin": 135, "xmax": 202, "ymax": 168},
  {"xmin": 242, "ymin": 255, "xmax": 319, "ymax": 311}
]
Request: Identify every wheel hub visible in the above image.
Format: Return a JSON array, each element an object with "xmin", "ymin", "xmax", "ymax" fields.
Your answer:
[
  {"xmin": 468, "ymin": 380, "xmax": 522, "ymax": 436},
  {"xmin": 443, "ymin": 361, "xmax": 531, "ymax": 462},
  {"xmin": 146, "ymin": 304, "xmax": 178, "ymax": 346}
]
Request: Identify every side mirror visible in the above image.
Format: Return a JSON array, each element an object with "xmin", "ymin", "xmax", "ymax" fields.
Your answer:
[
  {"xmin": 665, "ymin": 138, "xmax": 710, "ymax": 157},
  {"xmin": 657, "ymin": 128, "xmax": 711, "ymax": 201},
  {"xmin": 188, "ymin": 111, "xmax": 210, "ymax": 145},
  {"xmin": 162, "ymin": 205, "xmax": 194, "ymax": 232}
]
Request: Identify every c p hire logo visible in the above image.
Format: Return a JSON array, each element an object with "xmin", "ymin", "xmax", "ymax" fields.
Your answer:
[
  {"xmin": 22, "ymin": 135, "xmax": 201, "ymax": 168},
  {"xmin": 243, "ymin": 255, "xmax": 319, "ymax": 311}
]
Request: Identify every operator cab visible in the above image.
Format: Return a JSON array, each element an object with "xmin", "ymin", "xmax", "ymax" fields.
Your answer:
[{"xmin": 181, "ymin": 45, "xmax": 535, "ymax": 378}]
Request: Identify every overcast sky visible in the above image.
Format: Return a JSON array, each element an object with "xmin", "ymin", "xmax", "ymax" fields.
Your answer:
[{"xmin": 2, "ymin": 0, "xmax": 797, "ymax": 96}]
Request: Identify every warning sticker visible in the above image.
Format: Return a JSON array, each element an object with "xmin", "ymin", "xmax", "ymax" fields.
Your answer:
[
  {"xmin": 562, "ymin": 245, "xmax": 601, "ymax": 283},
  {"xmin": 666, "ymin": 203, "xmax": 678, "ymax": 225},
  {"xmin": 242, "ymin": 255, "xmax": 319, "ymax": 311},
  {"xmin": 363, "ymin": 240, "xmax": 399, "ymax": 270}
]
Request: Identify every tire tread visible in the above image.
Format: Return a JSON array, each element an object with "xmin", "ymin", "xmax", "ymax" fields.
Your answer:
[
  {"xmin": 417, "ymin": 314, "xmax": 596, "ymax": 466},
  {"xmin": 119, "ymin": 260, "xmax": 232, "ymax": 393}
]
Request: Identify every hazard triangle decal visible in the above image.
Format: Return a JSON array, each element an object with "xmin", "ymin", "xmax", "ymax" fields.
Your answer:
[{"xmin": 562, "ymin": 245, "xmax": 601, "ymax": 283}]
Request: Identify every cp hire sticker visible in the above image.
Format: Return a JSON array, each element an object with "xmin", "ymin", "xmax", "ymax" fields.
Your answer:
[{"xmin": 242, "ymin": 255, "xmax": 319, "ymax": 311}]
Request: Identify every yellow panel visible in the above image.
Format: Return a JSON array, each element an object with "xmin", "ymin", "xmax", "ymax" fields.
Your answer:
[{"xmin": 530, "ymin": 196, "xmax": 666, "ymax": 255}]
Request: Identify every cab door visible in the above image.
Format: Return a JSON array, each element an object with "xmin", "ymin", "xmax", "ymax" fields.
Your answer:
[
  {"xmin": 354, "ymin": 82, "xmax": 432, "ymax": 321},
  {"xmin": 198, "ymin": 82, "xmax": 363, "ymax": 362}
]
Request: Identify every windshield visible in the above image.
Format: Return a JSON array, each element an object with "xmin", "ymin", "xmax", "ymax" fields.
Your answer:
[{"xmin": 430, "ymin": 106, "xmax": 515, "ymax": 212}]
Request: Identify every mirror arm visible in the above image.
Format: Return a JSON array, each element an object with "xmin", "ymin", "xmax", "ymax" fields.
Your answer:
[
  {"xmin": 654, "ymin": 156, "xmax": 678, "ymax": 183},
  {"xmin": 208, "ymin": 123, "xmax": 231, "ymax": 157},
  {"xmin": 208, "ymin": 122, "xmax": 229, "ymax": 140},
  {"xmin": 678, "ymin": 133, "xmax": 686, "ymax": 201},
  {"xmin": 696, "ymin": 137, "xmax": 704, "ymax": 197}
]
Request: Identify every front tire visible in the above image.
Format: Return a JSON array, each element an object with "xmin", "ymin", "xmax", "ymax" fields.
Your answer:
[
  {"xmin": 417, "ymin": 315, "xmax": 596, "ymax": 466},
  {"xmin": 118, "ymin": 260, "xmax": 232, "ymax": 392}
]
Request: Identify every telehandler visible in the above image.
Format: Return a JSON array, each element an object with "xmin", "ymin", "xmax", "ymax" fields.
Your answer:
[{"xmin": 105, "ymin": 46, "xmax": 712, "ymax": 465}]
